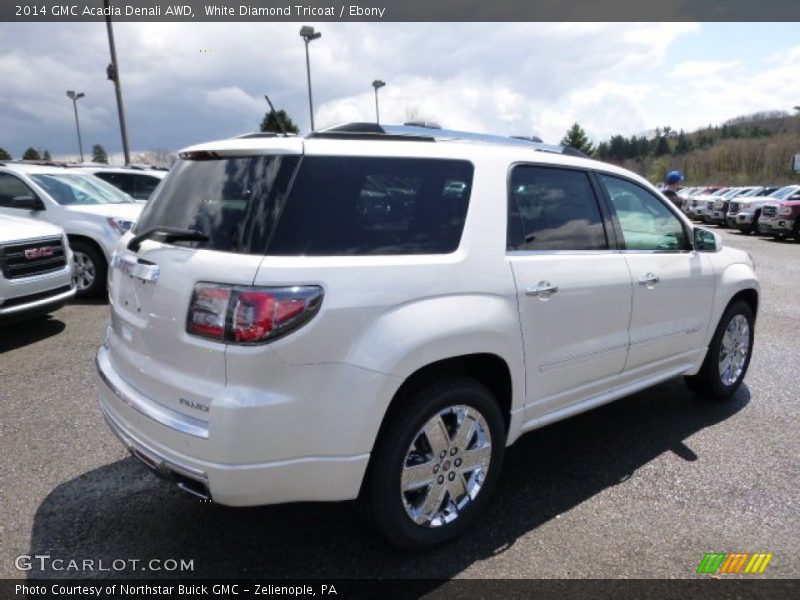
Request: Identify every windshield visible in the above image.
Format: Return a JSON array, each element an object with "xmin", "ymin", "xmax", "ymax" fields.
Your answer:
[
  {"xmin": 738, "ymin": 187, "xmax": 763, "ymax": 198},
  {"xmin": 31, "ymin": 173, "xmax": 135, "ymax": 205},
  {"xmin": 770, "ymin": 185, "xmax": 800, "ymax": 200}
]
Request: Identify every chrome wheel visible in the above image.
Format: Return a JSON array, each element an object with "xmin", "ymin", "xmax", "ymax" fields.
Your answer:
[
  {"xmin": 400, "ymin": 405, "xmax": 492, "ymax": 528},
  {"xmin": 72, "ymin": 250, "xmax": 96, "ymax": 291},
  {"xmin": 719, "ymin": 314, "xmax": 750, "ymax": 386}
]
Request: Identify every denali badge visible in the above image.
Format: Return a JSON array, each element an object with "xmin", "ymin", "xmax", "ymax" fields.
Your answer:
[
  {"xmin": 24, "ymin": 246, "xmax": 54, "ymax": 260},
  {"xmin": 179, "ymin": 398, "xmax": 210, "ymax": 412}
]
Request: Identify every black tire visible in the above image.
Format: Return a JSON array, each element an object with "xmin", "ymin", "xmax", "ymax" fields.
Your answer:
[
  {"xmin": 792, "ymin": 219, "xmax": 800, "ymax": 242},
  {"xmin": 685, "ymin": 300, "xmax": 754, "ymax": 400},
  {"xmin": 363, "ymin": 377, "xmax": 506, "ymax": 550},
  {"xmin": 70, "ymin": 240, "xmax": 107, "ymax": 299}
]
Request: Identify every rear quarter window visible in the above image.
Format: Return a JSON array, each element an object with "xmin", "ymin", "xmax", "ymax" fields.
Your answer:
[{"xmin": 267, "ymin": 156, "xmax": 473, "ymax": 256}]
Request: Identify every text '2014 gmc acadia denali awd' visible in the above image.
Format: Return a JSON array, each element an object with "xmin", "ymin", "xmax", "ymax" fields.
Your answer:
[{"xmin": 96, "ymin": 123, "xmax": 759, "ymax": 549}]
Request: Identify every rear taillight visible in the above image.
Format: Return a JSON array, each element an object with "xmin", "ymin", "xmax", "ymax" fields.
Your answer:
[{"xmin": 187, "ymin": 284, "xmax": 323, "ymax": 344}]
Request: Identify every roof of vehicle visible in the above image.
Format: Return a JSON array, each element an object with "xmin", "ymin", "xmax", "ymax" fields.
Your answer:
[
  {"xmin": 179, "ymin": 122, "xmax": 658, "ymax": 189},
  {"xmin": 71, "ymin": 166, "xmax": 168, "ymax": 178}
]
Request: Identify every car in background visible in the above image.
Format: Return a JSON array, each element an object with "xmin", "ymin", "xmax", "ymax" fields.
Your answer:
[
  {"xmin": 72, "ymin": 165, "xmax": 167, "ymax": 202},
  {"xmin": 757, "ymin": 186, "xmax": 800, "ymax": 239},
  {"xmin": 726, "ymin": 186, "xmax": 781, "ymax": 231},
  {"xmin": 687, "ymin": 187, "xmax": 727, "ymax": 220},
  {"xmin": 704, "ymin": 187, "xmax": 761, "ymax": 226},
  {"xmin": 0, "ymin": 162, "xmax": 142, "ymax": 298},
  {"xmin": 0, "ymin": 215, "xmax": 74, "ymax": 322}
]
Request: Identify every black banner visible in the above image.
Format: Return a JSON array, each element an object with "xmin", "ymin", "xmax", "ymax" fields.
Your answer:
[
  {"xmin": 3, "ymin": 580, "xmax": 800, "ymax": 600},
  {"xmin": 2, "ymin": 0, "xmax": 800, "ymax": 22}
]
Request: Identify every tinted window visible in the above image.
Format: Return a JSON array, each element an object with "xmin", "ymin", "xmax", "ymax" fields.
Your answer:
[
  {"xmin": 507, "ymin": 166, "xmax": 607, "ymax": 251},
  {"xmin": 135, "ymin": 175, "xmax": 161, "ymax": 199},
  {"xmin": 135, "ymin": 155, "xmax": 300, "ymax": 254},
  {"xmin": 0, "ymin": 173, "xmax": 35, "ymax": 208},
  {"xmin": 268, "ymin": 156, "xmax": 473, "ymax": 256},
  {"xmin": 599, "ymin": 175, "xmax": 689, "ymax": 251}
]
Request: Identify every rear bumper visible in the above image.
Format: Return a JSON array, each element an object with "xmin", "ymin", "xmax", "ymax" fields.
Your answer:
[{"xmin": 95, "ymin": 345, "xmax": 376, "ymax": 506}]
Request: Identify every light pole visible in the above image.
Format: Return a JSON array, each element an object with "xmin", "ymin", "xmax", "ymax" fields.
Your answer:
[
  {"xmin": 299, "ymin": 25, "xmax": 321, "ymax": 131},
  {"xmin": 65, "ymin": 90, "xmax": 85, "ymax": 162},
  {"xmin": 372, "ymin": 80, "xmax": 385, "ymax": 125},
  {"xmin": 104, "ymin": 0, "xmax": 130, "ymax": 165}
]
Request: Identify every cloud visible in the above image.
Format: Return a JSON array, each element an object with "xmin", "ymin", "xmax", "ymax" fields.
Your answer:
[{"xmin": 0, "ymin": 21, "xmax": 794, "ymax": 159}]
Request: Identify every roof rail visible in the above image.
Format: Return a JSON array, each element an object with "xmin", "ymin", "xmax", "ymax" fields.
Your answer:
[
  {"xmin": 403, "ymin": 120, "xmax": 442, "ymax": 129},
  {"xmin": 234, "ymin": 131, "xmax": 298, "ymax": 139},
  {"xmin": 308, "ymin": 122, "xmax": 579, "ymax": 156}
]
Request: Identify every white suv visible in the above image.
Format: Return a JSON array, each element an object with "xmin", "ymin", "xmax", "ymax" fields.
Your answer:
[
  {"xmin": 0, "ymin": 215, "xmax": 74, "ymax": 321},
  {"xmin": 0, "ymin": 162, "xmax": 142, "ymax": 297},
  {"xmin": 95, "ymin": 124, "xmax": 759, "ymax": 549}
]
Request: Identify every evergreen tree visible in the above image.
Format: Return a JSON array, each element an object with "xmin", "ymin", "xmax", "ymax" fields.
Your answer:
[
  {"xmin": 22, "ymin": 147, "xmax": 41, "ymax": 160},
  {"xmin": 560, "ymin": 122, "xmax": 595, "ymax": 155},
  {"xmin": 42, "ymin": 149, "xmax": 52, "ymax": 161},
  {"xmin": 0, "ymin": 148, "xmax": 11, "ymax": 160},
  {"xmin": 92, "ymin": 144, "xmax": 109, "ymax": 164},
  {"xmin": 260, "ymin": 109, "xmax": 300, "ymax": 134},
  {"xmin": 674, "ymin": 130, "xmax": 693, "ymax": 155},
  {"xmin": 652, "ymin": 135, "xmax": 671, "ymax": 157}
]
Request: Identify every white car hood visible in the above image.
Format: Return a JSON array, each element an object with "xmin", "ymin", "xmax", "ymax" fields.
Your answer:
[
  {"xmin": 65, "ymin": 203, "xmax": 142, "ymax": 221},
  {"xmin": 0, "ymin": 214, "xmax": 65, "ymax": 244}
]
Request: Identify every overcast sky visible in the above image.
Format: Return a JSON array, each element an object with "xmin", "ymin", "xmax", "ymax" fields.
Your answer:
[{"xmin": 1, "ymin": 22, "xmax": 798, "ymax": 161}]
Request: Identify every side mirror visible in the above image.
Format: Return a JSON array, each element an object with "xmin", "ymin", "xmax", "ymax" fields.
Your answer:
[
  {"xmin": 10, "ymin": 195, "xmax": 45, "ymax": 210},
  {"xmin": 694, "ymin": 227, "xmax": 722, "ymax": 252}
]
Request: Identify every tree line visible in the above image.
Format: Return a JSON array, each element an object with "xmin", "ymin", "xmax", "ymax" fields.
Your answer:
[{"xmin": 0, "ymin": 143, "xmax": 110, "ymax": 163}]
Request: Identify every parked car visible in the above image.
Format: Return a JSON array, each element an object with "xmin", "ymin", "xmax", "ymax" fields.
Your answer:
[
  {"xmin": 726, "ymin": 187, "xmax": 782, "ymax": 231},
  {"xmin": 96, "ymin": 123, "xmax": 759, "ymax": 549},
  {"xmin": 684, "ymin": 187, "xmax": 723, "ymax": 218},
  {"xmin": 758, "ymin": 186, "xmax": 800, "ymax": 239},
  {"xmin": 73, "ymin": 165, "xmax": 167, "ymax": 202},
  {"xmin": 0, "ymin": 215, "xmax": 74, "ymax": 322},
  {"xmin": 0, "ymin": 162, "xmax": 142, "ymax": 297},
  {"xmin": 704, "ymin": 187, "xmax": 759, "ymax": 226}
]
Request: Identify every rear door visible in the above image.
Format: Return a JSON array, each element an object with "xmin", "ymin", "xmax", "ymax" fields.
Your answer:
[
  {"xmin": 106, "ymin": 145, "xmax": 302, "ymax": 421},
  {"xmin": 597, "ymin": 174, "xmax": 715, "ymax": 371},
  {"xmin": 507, "ymin": 166, "xmax": 633, "ymax": 415}
]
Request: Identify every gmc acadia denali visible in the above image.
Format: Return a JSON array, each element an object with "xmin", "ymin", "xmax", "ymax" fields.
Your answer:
[{"xmin": 96, "ymin": 123, "xmax": 759, "ymax": 549}]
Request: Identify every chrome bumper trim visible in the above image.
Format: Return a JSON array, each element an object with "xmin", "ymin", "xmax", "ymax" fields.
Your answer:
[
  {"xmin": 98, "ymin": 396, "xmax": 210, "ymax": 499},
  {"xmin": 96, "ymin": 346, "xmax": 209, "ymax": 439}
]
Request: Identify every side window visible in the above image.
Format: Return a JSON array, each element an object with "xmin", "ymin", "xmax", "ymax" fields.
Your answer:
[
  {"xmin": 134, "ymin": 175, "xmax": 161, "ymax": 199},
  {"xmin": 507, "ymin": 166, "xmax": 607, "ymax": 251},
  {"xmin": 0, "ymin": 173, "xmax": 36, "ymax": 208},
  {"xmin": 599, "ymin": 175, "xmax": 689, "ymax": 251}
]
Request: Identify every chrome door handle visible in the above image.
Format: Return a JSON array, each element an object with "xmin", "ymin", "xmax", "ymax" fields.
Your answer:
[
  {"xmin": 638, "ymin": 273, "xmax": 660, "ymax": 287},
  {"xmin": 526, "ymin": 281, "xmax": 559, "ymax": 299}
]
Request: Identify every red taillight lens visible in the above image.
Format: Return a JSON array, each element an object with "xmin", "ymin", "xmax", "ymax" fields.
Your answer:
[{"xmin": 187, "ymin": 284, "xmax": 323, "ymax": 344}]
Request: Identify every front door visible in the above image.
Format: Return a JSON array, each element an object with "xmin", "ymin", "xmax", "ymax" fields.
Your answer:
[{"xmin": 596, "ymin": 174, "xmax": 715, "ymax": 371}]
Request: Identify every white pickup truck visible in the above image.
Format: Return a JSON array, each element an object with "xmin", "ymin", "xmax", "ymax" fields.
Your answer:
[{"xmin": 0, "ymin": 215, "xmax": 74, "ymax": 322}]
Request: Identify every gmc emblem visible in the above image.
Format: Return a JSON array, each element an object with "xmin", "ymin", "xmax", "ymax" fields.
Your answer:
[{"xmin": 24, "ymin": 246, "xmax": 54, "ymax": 260}]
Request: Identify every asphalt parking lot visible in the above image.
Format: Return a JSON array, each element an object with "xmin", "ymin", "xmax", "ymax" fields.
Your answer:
[{"xmin": 1, "ymin": 228, "xmax": 798, "ymax": 580}]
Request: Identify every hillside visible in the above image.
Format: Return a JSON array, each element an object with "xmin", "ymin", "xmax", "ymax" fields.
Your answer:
[{"xmin": 595, "ymin": 111, "xmax": 800, "ymax": 185}]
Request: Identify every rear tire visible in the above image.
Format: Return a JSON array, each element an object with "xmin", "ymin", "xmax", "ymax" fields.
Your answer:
[
  {"xmin": 363, "ymin": 377, "xmax": 505, "ymax": 550},
  {"xmin": 685, "ymin": 300, "xmax": 754, "ymax": 400},
  {"xmin": 70, "ymin": 240, "xmax": 107, "ymax": 299}
]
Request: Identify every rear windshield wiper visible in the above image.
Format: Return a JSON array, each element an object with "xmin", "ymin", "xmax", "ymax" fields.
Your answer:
[{"xmin": 127, "ymin": 227, "xmax": 209, "ymax": 252}]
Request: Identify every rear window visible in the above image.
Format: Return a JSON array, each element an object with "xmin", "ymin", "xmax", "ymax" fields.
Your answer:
[
  {"xmin": 268, "ymin": 156, "xmax": 473, "ymax": 255},
  {"xmin": 136, "ymin": 155, "xmax": 473, "ymax": 256}
]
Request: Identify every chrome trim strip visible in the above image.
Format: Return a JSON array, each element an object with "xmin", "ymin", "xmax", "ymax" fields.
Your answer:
[
  {"xmin": 96, "ymin": 347, "xmax": 210, "ymax": 439},
  {"xmin": 0, "ymin": 286, "xmax": 75, "ymax": 315},
  {"xmin": 539, "ymin": 342, "xmax": 628, "ymax": 372}
]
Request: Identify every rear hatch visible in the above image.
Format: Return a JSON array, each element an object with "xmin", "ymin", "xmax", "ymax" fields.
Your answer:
[{"xmin": 106, "ymin": 139, "xmax": 303, "ymax": 422}]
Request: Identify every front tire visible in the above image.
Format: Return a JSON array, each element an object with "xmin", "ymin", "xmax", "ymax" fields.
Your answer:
[
  {"xmin": 685, "ymin": 300, "xmax": 754, "ymax": 400},
  {"xmin": 363, "ymin": 377, "xmax": 505, "ymax": 550},
  {"xmin": 70, "ymin": 240, "xmax": 107, "ymax": 299}
]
